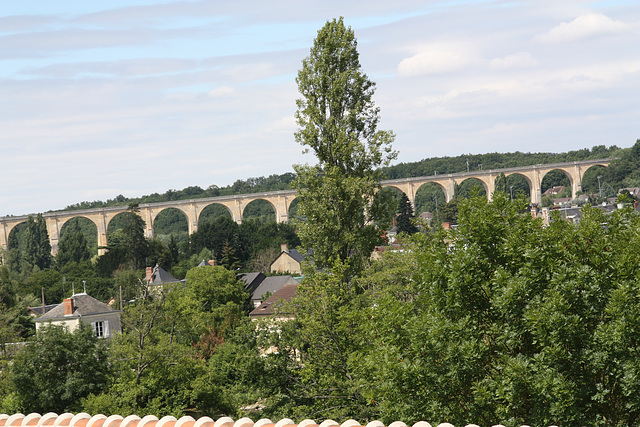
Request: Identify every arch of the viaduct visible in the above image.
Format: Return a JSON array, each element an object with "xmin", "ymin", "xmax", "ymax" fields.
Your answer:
[
  {"xmin": 385, "ymin": 159, "xmax": 612, "ymax": 209},
  {"xmin": 0, "ymin": 158, "xmax": 613, "ymax": 256}
]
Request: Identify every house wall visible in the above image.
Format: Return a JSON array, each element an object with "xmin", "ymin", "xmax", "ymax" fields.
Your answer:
[
  {"xmin": 35, "ymin": 317, "xmax": 81, "ymax": 333},
  {"xmin": 270, "ymin": 254, "xmax": 301, "ymax": 274},
  {"xmin": 35, "ymin": 312, "xmax": 121, "ymax": 338}
]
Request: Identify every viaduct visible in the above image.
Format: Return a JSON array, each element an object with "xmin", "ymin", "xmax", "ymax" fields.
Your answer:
[{"xmin": 0, "ymin": 158, "xmax": 613, "ymax": 256}]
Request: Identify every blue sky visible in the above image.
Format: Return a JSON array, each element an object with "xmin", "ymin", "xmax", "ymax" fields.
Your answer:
[{"xmin": 0, "ymin": 0, "xmax": 638, "ymax": 216}]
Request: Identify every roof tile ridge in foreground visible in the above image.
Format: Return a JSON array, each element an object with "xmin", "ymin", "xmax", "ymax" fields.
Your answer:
[{"xmin": 0, "ymin": 414, "xmax": 567, "ymax": 427}]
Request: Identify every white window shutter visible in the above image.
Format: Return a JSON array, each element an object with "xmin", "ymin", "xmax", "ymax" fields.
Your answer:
[{"xmin": 104, "ymin": 320, "xmax": 110, "ymax": 337}]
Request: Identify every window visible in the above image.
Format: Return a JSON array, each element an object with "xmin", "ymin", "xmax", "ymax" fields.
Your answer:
[{"xmin": 91, "ymin": 320, "xmax": 109, "ymax": 338}]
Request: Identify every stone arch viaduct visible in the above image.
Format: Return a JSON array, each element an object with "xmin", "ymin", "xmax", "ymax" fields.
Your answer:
[{"xmin": 0, "ymin": 158, "xmax": 612, "ymax": 256}]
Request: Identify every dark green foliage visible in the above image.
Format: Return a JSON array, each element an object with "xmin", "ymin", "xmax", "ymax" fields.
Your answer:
[
  {"xmin": 440, "ymin": 198, "xmax": 459, "ymax": 224},
  {"xmin": 10, "ymin": 214, "xmax": 53, "ymax": 275},
  {"xmin": 242, "ymin": 199, "xmax": 276, "ymax": 223},
  {"xmin": 56, "ymin": 220, "xmax": 92, "ymax": 267},
  {"xmin": 190, "ymin": 216, "xmax": 300, "ymax": 271},
  {"xmin": 414, "ymin": 182, "xmax": 446, "ymax": 216},
  {"xmin": 396, "ymin": 192, "xmax": 418, "ymax": 235},
  {"xmin": 153, "ymin": 208, "xmax": 189, "ymax": 244},
  {"xmin": 455, "ymin": 178, "xmax": 487, "ymax": 198},
  {"xmin": 191, "ymin": 216, "xmax": 240, "ymax": 261},
  {"xmin": 122, "ymin": 205, "xmax": 149, "ymax": 270},
  {"xmin": 6, "ymin": 324, "xmax": 110, "ymax": 413},
  {"xmin": 23, "ymin": 269, "xmax": 63, "ymax": 304},
  {"xmin": 371, "ymin": 187, "xmax": 403, "ymax": 231},
  {"xmin": 494, "ymin": 172, "xmax": 508, "ymax": 194},
  {"xmin": 506, "ymin": 173, "xmax": 530, "ymax": 198}
]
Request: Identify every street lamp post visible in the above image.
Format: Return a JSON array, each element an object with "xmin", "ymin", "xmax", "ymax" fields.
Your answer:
[{"xmin": 598, "ymin": 176, "xmax": 602, "ymax": 198}]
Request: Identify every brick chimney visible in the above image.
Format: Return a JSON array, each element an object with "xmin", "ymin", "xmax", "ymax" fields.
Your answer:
[
  {"xmin": 145, "ymin": 266, "xmax": 154, "ymax": 283},
  {"xmin": 281, "ymin": 243, "xmax": 289, "ymax": 253},
  {"xmin": 63, "ymin": 298, "xmax": 74, "ymax": 316},
  {"xmin": 442, "ymin": 222, "xmax": 451, "ymax": 230}
]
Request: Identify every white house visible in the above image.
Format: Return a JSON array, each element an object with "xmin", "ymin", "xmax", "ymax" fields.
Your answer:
[{"xmin": 34, "ymin": 293, "xmax": 122, "ymax": 339}]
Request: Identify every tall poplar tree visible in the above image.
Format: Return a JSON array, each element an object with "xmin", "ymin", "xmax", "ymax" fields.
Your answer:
[
  {"xmin": 263, "ymin": 18, "xmax": 396, "ymax": 420},
  {"xmin": 293, "ymin": 17, "xmax": 396, "ymax": 280}
]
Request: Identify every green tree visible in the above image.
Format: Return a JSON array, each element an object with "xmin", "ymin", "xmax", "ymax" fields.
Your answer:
[
  {"xmin": 293, "ymin": 17, "xmax": 396, "ymax": 280},
  {"xmin": 395, "ymin": 192, "xmax": 418, "ymax": 235},
  {"xmin": 260, "ymin": 17, "xmax": 395, "ymax": 421},
  {"xmin": 20, "ymin": 214, "xmax": 52, "ymax": 273},
  {"xmin": 356, "ymin": 195, "xmax": 640, "ymax": 426},
  {"xmin": 494, "ymin": 172, "xmax": 508, "ymax": 194},
  {"xmin": 122, "ymin": 204, "xmax": 149, "ymax": 270},
  {"xmin": 56, "ymin": 220, "xmax": 92, "ymax": 267},
  {"xmin": 5, "ymin": 324, "xmax": 110, "ymax": 414}
]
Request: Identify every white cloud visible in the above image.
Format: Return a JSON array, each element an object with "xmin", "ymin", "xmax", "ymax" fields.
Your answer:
[
  {"xmin": 490, "ymin": 52, "xmax": 538, "ymax": 70},
  {"xmin": 208, "ymin": 86, "xmax": 235, "ymax": 97},
  {"xmin": 535, "ymin": 13, "xmax": 630, "ymax": 43},
  {"xmin": 397, "ymin": 43, "xmax": 478, "ymax": 77}
]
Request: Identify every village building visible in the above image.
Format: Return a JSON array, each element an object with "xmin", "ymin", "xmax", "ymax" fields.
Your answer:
[{"xmin": 35, "ymin": 292, "xmax": 121, "ymax": 339}]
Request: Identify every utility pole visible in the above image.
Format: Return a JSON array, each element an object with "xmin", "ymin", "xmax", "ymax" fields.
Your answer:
[{"xmin": 598, "ymin": 176, "xmax": 602, "ymax": 198}]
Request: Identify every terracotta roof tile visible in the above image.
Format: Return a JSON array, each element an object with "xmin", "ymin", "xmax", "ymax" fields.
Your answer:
[{"xmin": 0, "ymin": 413, "xmax": 561, "ymax": 427}]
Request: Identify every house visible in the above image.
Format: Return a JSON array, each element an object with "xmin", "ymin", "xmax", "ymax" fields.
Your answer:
[
  {"xmin": 35, "ymin": 293, "xmax": 122, "ymax": 339},
  {"xmin": 239, "ymin": 272, "xmax": 300, "ymax": 307},
  {"xmin": 249, "ymin": 282, "xmax": 299, "ymax": 321},
  {"xmin": 146, "ymin": 264, "xmax": 184, "ymax": 287},
  {"xmin": 270, "ymin": 244, "xmax": 305, "ymax": 274},
  {"xmin": 543, "ymin": 186, "xmax": 566, "ymax": 196}
]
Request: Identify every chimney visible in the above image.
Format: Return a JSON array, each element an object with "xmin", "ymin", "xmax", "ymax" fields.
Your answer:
[
  {"xmin": 145, "ymin": 266, "xmax": 153, "ymax": 282},
  {"xmin": 208, "ymin": 259, "xmax": 216, "ymax": 266},
  {"xmin": 63, "ymin": 298, "xmax": 74, "ymax": 316},
  {"xmin": 442, "ymin": 222, "xmax": 451, "ymax": 230},
  {"xmin": 281, "ymin": 243, "xmax": 289, "ymax": 253}
]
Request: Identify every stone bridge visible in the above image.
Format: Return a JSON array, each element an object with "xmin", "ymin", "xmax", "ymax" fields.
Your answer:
[{"xmin": 0, "ymin": 158, "xmax": 613, "ymax": 256}]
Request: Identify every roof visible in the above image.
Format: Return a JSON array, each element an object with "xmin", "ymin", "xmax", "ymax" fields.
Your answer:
[
  {"xmin": 35, "ymin": 293, "xmax": 118, "ymax": 323},
  {"xmin": 239, "ymin": 272, "xmax": 266, "ymax": 294},
  {"xmin": 148, "ymin": 264, "xmax": 181, "ymax": 285},
  {"xmin": 250, "ymin": 282, "xmax": 299, "ymax": 318},
  {"xmin": 251, "ymin": 275, "xmax": 299, "ymax": 302},
  {"xmin": 27, "ymin": 303, "xmax": 58, "ymax": 316},
  {"xmin": 0, "ymin": 412, "xmax": 440, "ymax": 427}
]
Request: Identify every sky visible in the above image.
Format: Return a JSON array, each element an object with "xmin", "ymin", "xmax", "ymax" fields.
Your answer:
[{"xmin": 0, "ymin": 0, "xmax": 638, "ymax": 216}]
